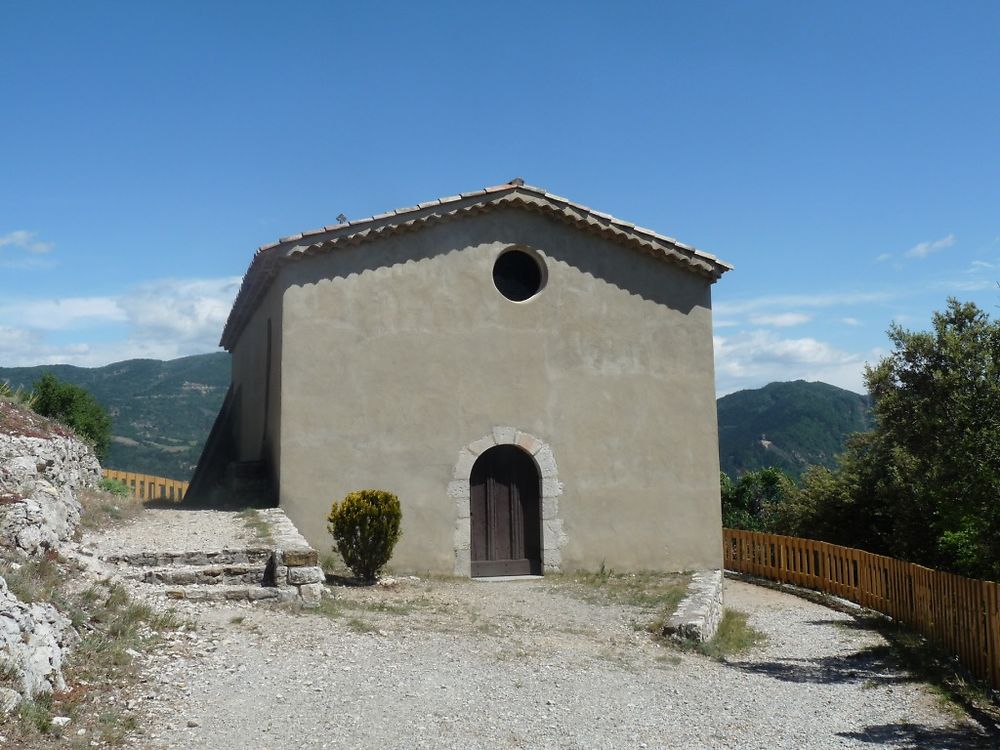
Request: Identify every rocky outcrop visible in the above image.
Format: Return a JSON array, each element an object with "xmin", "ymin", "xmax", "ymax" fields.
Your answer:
[
  {"xmin": 0, "ymin": 575, "xmax": 79, "ymax": 714},
  {"xmin": 0, "ymin": 402, "xmax": 101, "ymax": 714},
  {"xmin": 0, "ymin": 430, "xmax": 101, "ymax": 556}
]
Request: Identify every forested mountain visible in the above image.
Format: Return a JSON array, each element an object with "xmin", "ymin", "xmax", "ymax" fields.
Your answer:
[
  {"xmin": 0, "ymin": 353, "xmax": 229, "ymax": 480},
  {"xmin": 717, "ymin": 380, "xmax": 871, "ymax": 479},
  {"xmin": 3, "ymin": 352, "xmax": 869, "ymax": 483}
]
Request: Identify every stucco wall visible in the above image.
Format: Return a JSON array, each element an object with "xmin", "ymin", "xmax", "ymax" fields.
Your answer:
[
  {"xmin": 229, "ymin": 282, "xmax": 282, "ymax": 485},
  {"xmin": 243, "ymin": 207, "xmax": 721, "ymax": 573}
]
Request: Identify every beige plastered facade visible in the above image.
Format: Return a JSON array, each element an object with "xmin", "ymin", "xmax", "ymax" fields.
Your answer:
[{"xmin": 223, "ymin": 203, "xmax": 725, "ymax": 574}]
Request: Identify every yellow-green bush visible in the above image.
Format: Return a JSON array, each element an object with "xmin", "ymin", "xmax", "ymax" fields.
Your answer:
[{"xmin": 327, "ymin": 489, "xmax": 402, "ymax": 582}]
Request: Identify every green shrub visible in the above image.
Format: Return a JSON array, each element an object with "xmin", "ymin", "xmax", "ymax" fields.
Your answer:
[
  {"xmin": 327, "ymin": 489, "xmax": 402, "ymax": 583},
  {"xmin": 31, "ymin": 373, "xmax": 111, "ymax": 460},
  {"xmin": 98, "ymin": 478, "xmax": 131, "ymax": 498}
]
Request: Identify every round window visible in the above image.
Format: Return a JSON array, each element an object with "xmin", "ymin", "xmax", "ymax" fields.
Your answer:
[{"xmin": 493, "ymin": 249, "xmax": 545, "ymax": 302}]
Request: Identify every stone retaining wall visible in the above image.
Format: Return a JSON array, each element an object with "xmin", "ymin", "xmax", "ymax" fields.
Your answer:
[
  {"xmin": 663, "ymin": 569, "xmax": 724, "ymax": 643},
  {"xmin": 259, "ymin": 508, "xmax": 325, "ymax": 606}
]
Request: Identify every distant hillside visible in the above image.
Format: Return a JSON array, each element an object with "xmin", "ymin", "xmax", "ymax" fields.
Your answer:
[
  {"xmin": 0, "ymin": 353, "xmax": 229, "ymax": 480},
  {"xmin": 2, "ymin": 356, "xmax": 867, "ymax": 484},
  {"xmin": 717, "ymin": 380, "xmax": 872, "ymax": 479}
]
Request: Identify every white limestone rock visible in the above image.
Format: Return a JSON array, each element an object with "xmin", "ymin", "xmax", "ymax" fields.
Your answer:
[
  {"xmin": 0, "ymin": 575, "xmax": 79, "ymax": 715},
  {"xmin": 0, "ymin": 432, "xmax": 100, "ymax": 556}
]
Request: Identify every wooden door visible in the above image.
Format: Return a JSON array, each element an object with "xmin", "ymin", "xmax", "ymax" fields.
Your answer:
[{"xmin": 470, "ymin": 445, "xmax": 541, "ymax": 577}]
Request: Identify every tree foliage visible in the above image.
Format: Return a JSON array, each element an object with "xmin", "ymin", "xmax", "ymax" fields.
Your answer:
[
  {"xmin": 31, "ymin": 372, "xmax": 112, "ymax": 460},
  {"xmin": 327, "ymin": 489, "xmax": 402, "ymax": 582},
  {"xmin": 777, "ymin": 300, "xmax": 1000, "ymax": 579},
  {"xmin": 721, "ymin": 467, "xmax": 796, "ymax": 531}
]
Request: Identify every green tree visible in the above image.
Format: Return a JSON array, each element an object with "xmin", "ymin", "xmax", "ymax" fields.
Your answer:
[
  {"xmin": 31, "ymin": 372, "xmax": 112, "ymax": 460},
  {"xmin": 863, "ymin": 299, "xmax": 1000, "ymax": 577},
  {"xmin": 721, "ymin": 467, "xmax": 796, "ymax": 531},
  {"xmin": 793, "ymin": 299, "xmax": 1000, "ymax": 578}
]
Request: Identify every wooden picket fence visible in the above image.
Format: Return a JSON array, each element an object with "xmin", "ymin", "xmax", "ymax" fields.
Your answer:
[
  {"xmin": 723, "ymin": 528, "xmax": 1000, "ymax": 691},
  {"xmin": 102, "ymin": 469, "xmax": 188, "ymax": 502}
]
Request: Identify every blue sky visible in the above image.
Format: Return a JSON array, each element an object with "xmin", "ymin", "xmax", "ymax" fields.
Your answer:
[{"xmin": 1, "ymin": 1, "xmax": 997, "ymax": 395}]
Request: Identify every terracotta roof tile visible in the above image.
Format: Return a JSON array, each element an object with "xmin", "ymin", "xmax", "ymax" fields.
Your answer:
[{"xmin": 219, "ymin": 180, "xmax": 733, "ymax": 349}]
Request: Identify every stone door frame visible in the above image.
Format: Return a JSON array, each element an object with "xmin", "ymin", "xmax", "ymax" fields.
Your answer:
[{"xmin": 451, "ymin": 427, "xmax": 566, "ymax": 576}]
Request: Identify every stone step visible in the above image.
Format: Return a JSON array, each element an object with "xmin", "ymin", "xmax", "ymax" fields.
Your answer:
[
  {"xmin": 164, "ymin": 585, "xmax": 295, "ymax": 603},
  {"xmin": 102, "ymin": 547, "xmax": 273, "ymax": 568},
  {"xmin": 139, "ymin": 563, "xmax": 267, "ymax": 586},
  {"xmin": 163, "ymin": 583, "xmax": 323, "ymax": 606}
]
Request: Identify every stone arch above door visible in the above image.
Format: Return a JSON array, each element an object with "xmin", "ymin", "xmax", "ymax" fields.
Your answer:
[{"xmin": 450, "ymin": 427, "xmax": 566, "ymax": 576}]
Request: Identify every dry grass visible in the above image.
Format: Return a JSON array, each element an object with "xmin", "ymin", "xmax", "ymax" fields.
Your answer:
[
  {"xmin": 548, "ymin": 566, "xmax": 690, "ymax": 637},
  {"xmin": 76, "ymin": 486, "xmax": 146, "ymax": 533},
  {"xmin": 3, "ymin": 565, "xmax": 184, "ymax": 748},
  {"xmin": 237, "ymin": 508, "xmax": 274, "ymax": 544},
  {"xmin": 0, "ymin": 399, "xmax": 71, "ymax": 440},
  {"xmin": 695, "ymin": 609, "xmax": 767, "ymax": 659},
  {"xmin": 1, "ymin": 482, "xmax": 181, "ymax": 746}
]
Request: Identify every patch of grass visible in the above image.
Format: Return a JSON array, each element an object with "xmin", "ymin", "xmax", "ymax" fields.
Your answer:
[
  {"xmin": 77, "ymin": 487, "xmax": 144, "ymax": 532},
  {"xmin": 95, "ymin": 710, "xmax": 139, "ymax": 744},
  {"xmin": 3, "ymin": 563, "xmax": 184, "ymax": 748},
  {"xmin": 96, "ymin": 478, "xmax": 131, "ymax": 499},
  {"xmin": 549, "ymin": 568, "xmax": 690, "ymax": 637},
  {"xmin": 346, "ymin": 617, "xmax": 376, "ymax": 633},
  {"xmin": 692, "ymin": 609, "xmax": 766, "ymax": 660},
  {"xmin": 551, "ymin": 569, "xmax": 689, "ymax": 612},
  {"xmin": 0, "ymin": 555, "xmax": 62, "ymax": 603},
  {"xmin": 17, "ymin": 693, "xmax": 54, "ymax": 733},
  {"xmin": 237, "ymin": 508, "xmax": 273, "ymax": 543},
  {"xmin": 317, "ymin": 599, "xmax": 342, "ymax": 619},
  {"xmin": 229, "ymin": 614, "xmax": 245, "ymax": 625}
]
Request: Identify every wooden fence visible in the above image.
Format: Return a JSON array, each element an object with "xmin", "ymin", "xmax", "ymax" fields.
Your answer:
[
  {"xmin": 723, "ymin": 528, "xmax": 1000, "ymax": 691},
  {"xmin": 102, "ymin": 469, "xmax": 188, "ymax": 502}
]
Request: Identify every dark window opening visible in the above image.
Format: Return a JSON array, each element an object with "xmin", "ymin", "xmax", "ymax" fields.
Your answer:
[{"xmin": 493, "ymin": 249, "xmax": 544, "ymax": 302}]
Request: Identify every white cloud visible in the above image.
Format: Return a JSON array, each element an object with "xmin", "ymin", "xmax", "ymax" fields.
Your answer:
[
  {"xmin": 841, "ymin": 317, "xmax": 861, "ymax": 326},
  {"xmin": 0, "ymin": 297, "xmax": 126, "ymax": 330},
  {"xmin": 0, "ymin": 230, "xmax": 54, "ymax": 254},
  {"xmin": 714, "ymin": 290, "xmax": 892, "ymax": 318},
  {"xmin": 0, "ymin": 276, "xmax": 241, "ymax": 367},
  {"xmin": 747, "ymin": 312, "xmax": 812, "ymax": 328},
  {"xmin": 935, "ymin": 278, "xmax": 997, "ymax": 292},
  {"xmin": 904, "ymin": 233, "xmax": 956, "ymax": 259},
  {"xmin": 118, "ymin": 277, "xmax": 241, "ymax": 344},
  {"xmin": 875, "ymin": 253, "xmax": 892, "ymax": 263},
  {"xmin": 714, "ymin": 330, "xmax": 870, "ymax": 395}
]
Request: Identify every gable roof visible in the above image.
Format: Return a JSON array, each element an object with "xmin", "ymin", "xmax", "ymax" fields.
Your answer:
[{"xmin": 220, "ymin": 179, "xmax": 733, "ymax": 349}]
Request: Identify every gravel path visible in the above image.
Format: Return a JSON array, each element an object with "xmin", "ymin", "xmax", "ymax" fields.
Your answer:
[
  {"xmin": 83, "ymin": 507, "xmax": 257, "ymax": 558},
  {"xmin": 113, "ymin": 574, "xmax": 991, "ymax": 749}
]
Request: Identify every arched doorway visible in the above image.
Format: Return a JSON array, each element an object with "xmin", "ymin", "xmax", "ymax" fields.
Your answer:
[{"xmin": 470, "ymin": 445, "xmax": 542, "ymax": 577}]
